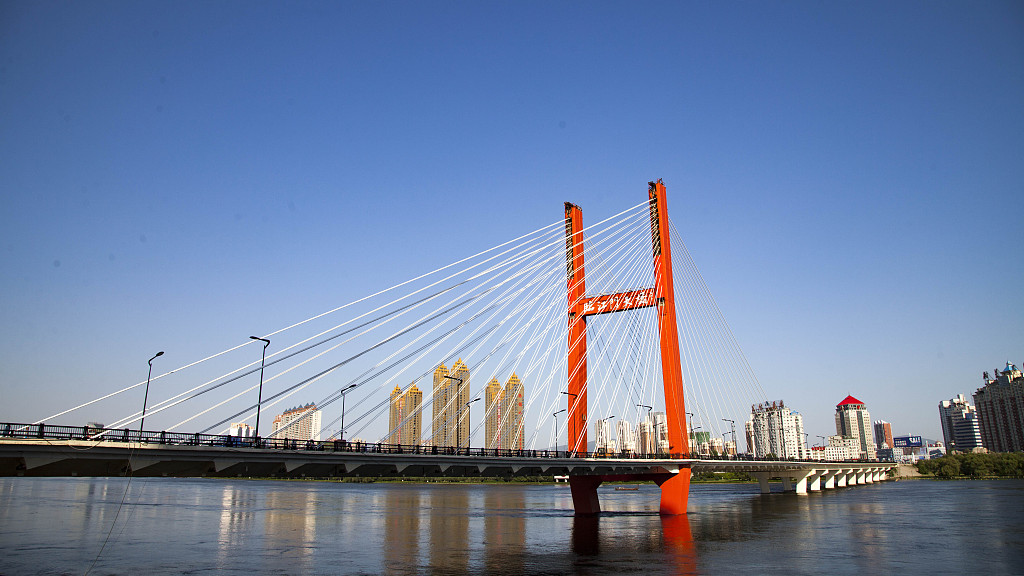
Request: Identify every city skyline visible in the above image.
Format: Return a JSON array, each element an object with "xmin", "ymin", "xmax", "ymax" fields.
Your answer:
[{"xmin": 1, "ymin": 3, "xmax": 1022, "ymax": 443}]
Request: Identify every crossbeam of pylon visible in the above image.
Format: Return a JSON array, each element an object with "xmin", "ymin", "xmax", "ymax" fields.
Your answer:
[{"xmin": 564, "ymin": 180, "xmax": 691, "ymax": 515}]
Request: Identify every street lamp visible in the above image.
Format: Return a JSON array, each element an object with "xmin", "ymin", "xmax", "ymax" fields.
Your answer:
[
  {"xmin": 600, "ymin": 415, "xmax": 616, "ymax": 453},
  {"xmin": 561, "ymin": 391, "xmax": 578, "ymax": 454},
  {"xmin": 722, "ymin": 418, "xmax": 736, "ymax": 458},
  {"xmin": 552, "ymin": 409, "xmax": 566, "ymax": 452},
  {"xmin": 458, "ymin": 397, "xmax": 481, "ymax": 449},
  {"xmin": 443, "ymin": 374, "xmax": 464, "ymax": 448},
  {"xmin": 249, "ymin": 336, "xmax": 270, "ymax": 438},
  {"xmin": 139, "ymin": 350, "xmax": 164, "ymax": 436},
  {"xmin": 339, "ymin": 384, "xmax": 358, "ymax": 442}
]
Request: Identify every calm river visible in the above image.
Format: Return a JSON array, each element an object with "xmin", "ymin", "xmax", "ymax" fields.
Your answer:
[{"xmin": 1, "ymin": 477, "xmax": 1021, "ymax": 575}]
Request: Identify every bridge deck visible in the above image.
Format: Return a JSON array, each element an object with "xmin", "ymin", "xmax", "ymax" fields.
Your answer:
[{"xmin": 0, "ymin": 438, "xmax": 893, "ymax": 480}]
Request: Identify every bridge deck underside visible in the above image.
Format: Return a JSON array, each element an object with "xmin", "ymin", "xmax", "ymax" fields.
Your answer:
[{"xmin": 0, "ymin": 440, "xmax": 891, "ymax": 481}]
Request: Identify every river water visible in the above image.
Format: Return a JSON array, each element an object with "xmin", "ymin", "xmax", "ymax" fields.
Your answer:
[{"xmin": 0, "ymin": 477, "xmax": 1021, "ymax": 575}]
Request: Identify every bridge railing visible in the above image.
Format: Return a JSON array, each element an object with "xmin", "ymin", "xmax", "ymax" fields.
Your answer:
[{"xmin": 0, "ymin": 423, "xmax": 892, "ymax": 464}]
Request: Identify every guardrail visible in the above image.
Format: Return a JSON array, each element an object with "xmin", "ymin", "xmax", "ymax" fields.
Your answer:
[{"xmin": 0, "ymin": 422, "xmax": 893, "ymax": 465}]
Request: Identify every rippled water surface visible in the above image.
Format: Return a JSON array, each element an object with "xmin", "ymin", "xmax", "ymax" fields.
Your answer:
[{"xmin": 1, "ymin": 477, "xmax": 1021, "ymax": 575}]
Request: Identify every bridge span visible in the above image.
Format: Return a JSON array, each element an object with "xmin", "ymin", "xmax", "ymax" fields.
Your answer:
[{"xmin": 0, "ymin": 430, "xmax": 894, "ymax": 514}]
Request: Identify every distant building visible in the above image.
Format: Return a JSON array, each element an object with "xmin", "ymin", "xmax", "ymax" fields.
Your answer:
[
  {"xmin": 432, "ymin": 360, "xmax": 470, "ymax": 448},
  {"xmin": 617, "ymin": 420, "xmax": 635, "ymax": 453},
  {"xmin": 746, "ymin": 400, "xmax": 806, "ymax": 459},
  {"xmin": 230, "ymin": 422, "xmax": 253, "ymax": 438},
  {"xmin": 873, "ymin": 420, "xmax": 894, "ymax": 453},
  {"xmin": 822, "ymin": 435, "xmax": 861, "ymax": 461},
  {"xmin": 938, "ymin": 394, "xmax": 983, "ymax": 452},
  {"xmin": 973, "ymin": 362, "xmax": 1024, "ymax": 452},
  {"xmin": 689, "ymin": 429, "xmax": 712, "ymax": 456},
  {"xmin": 271, "ymin": 403, "xmax": 321, "ymax": 441},
  {"xmin": 637, "ymin": 418, "xmax": 655, "ymax": 455},
  {"xmin": 595, "ymin": 417, "xmax": 616, "ymax": 453},
  {"xmin": 653, "ymin": 412, "xmax": 669, "ymax": 453},
  {"xmin": 835, "ymin": 395, "xmax": 875, "ymax": 460},
  {"xmin": 388, "ymin": 384, "xmax": 423, "ymax": 446},
  {"xmin": 483, "ymin": 373, "xmax": 525, "ymax": 450}
]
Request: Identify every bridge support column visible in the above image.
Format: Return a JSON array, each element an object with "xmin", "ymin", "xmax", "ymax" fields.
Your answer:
[
  {"xmin": 656, "ymin": 469, "xmax": 691, "ymax": 515},
  {"xmin": 864, "ymin": 469, "xmax": 874, "ymax": 483},
  {"xmin": 836, "ymin": 470, "xmax": 848, "ymax": 487},
  {"xmin": 754, "ymin": 472, "xmax": 772, "ymax": 494},
  {"xmin": 822, "ymin": 470, "xmax": 837, "ymax": 489},
  {"xmin": 793, "ymin": 474, "xmax": 809, "ymax": 494},
  {"xmin": 569, "ymin": 476, "xmax": 603, "ymax": 515},
  {"xmin": 808, "ymin": 470, "xmax": 823, "ymax": 492},
  {"xmin": 781, "ymin": 475, "xmax": 794, "ymax": 492}
]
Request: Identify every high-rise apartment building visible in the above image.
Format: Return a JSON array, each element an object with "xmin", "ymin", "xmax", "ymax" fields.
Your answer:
[
  {"xmin": 616, "ymin": 420, "xmax": 636, "ymax": 453},
  {"xmin": 835, "ymin": 395, "xmax": 875, "ymax": 460},
  {"xmin": 974, "ymin": 362, "xmax": 1024, "ymax": 452},
  {"xmin": 388, "ymin": 384, "xmax": 423, "ymax": 446},
  {"xmin": 484, "ymin": 378, "xmax": 503, "ymax": 449},
  {"xmin": 501, "ymin": 374, "xmax": 524, "ymax": 451},
  {"xmin": 483, "ymin": 373, "xmax": 525, "ymax": 450},
  {"xmin": 938, "ymin": 394, "xmax": 983, "ymax": 452},
  {"xmin": 271, "ymin": 403, "xmax": 322, "ymax": 441},
  {"xmin": 431, "ymin": 360, "xmax": 471, "ymax": 448},
  {"xmin": 746, "ymin": 400, "xmax": 806, "ymax": 459},
  {"xmin": 230, "ymin": 422, "xmax": 253, "ymax": 438},
  {"xmin": 595, "ymin": 417, "xmax": 616, "ymax": 453},
  {"xmin": 653, "ymin": 412, "xmax": 669, "ymax": 454},
  {"xmin": 637, "ymin": 418, "xmax": 655, "ymax": 455},
  {"xmin": 873, "ymin": 420, "xmax": 894, "ymax": 451}
]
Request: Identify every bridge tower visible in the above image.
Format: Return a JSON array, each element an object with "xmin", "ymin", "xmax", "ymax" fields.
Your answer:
[{"xmin": 564, "ymin": 179, "xmax": 691, "ymax": 515}]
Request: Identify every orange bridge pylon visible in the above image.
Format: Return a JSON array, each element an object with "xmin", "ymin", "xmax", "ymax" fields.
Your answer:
[{"xmin": 564, "ymin": 179, "xmax": 691, "ymax": 515}]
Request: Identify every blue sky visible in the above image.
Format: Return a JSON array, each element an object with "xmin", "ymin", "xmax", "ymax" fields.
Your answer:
[{"xmin": 1, "ymin": 1, "xmax": 1022, "ymax": 442}]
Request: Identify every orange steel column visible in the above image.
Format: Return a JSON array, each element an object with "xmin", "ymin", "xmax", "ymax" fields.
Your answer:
[
  {"xmin": 565, "ymin": 202, "xmax": 588, "ymax": 455},
  {"xmin": 649, "ymin": 180, "xmax": 691, "ymax": 515}
]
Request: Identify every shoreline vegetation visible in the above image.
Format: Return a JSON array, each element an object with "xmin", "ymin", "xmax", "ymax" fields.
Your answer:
[{"xmin": 915, "ymin": 452, "xmax": 1024, "ymax": 479}]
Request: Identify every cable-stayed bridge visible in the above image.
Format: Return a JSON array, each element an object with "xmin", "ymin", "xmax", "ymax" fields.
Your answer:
[{"xmin": 0, "ymin": 181, "xmax": 893, "ymax": 514}]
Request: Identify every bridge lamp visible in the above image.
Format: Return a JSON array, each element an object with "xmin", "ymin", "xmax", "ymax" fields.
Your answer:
[
  {"xmin": 561, "ymin": 391, "xmax": 578, "ymax": 453},
  {"xmin": 442, "ymin": 375, "xmax": 465, "ymax": 447},
  {"xmin": 140, "ymin": 350, "xmax": 164, "ymax": 436},
  {"xmin": 249, "ymin": 336, "xmax": 270, "ymax": 438},
  {"xmin": 339, "ymin": 384, "xmax": 358, "ymax": 442},
  {"xmin": 552, "ymin": 409, "xmax": 566, "ymax": 451},
  {"xmin": 459, "ymin": 397, "xmax": 481, "ymax": 448}
]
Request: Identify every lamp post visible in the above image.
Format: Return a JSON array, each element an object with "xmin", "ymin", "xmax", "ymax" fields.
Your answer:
[
  {"xmin": 561, "ymin": 391, "xmax": 578, "ymax": 454},
  {"xmin": 443, "ymin": 374, "xmax": 464, "ymax": 448},
  {"xmin": 140, "ymin": 351, "xmax": 164, "ymax": 437},
  {"xmin": 686, "ymin": 411, "xmax": 695, "ymax": 454},
  {"xmin": 552, "ymin": 409, "xmax": 566, "ymax": 452},
  {"xmin": 601, "ymin": 415, "xmax": 616, "ymax": 453},
  {"xmin": 722, "ymin": 418, "xmax": 736, "ymax": 458},
  {"xmin": 692, "ymin": 426, "xmax": 703, "ymax": 456},
  {"xmin": 339, "ymin": 384, "xmax": 358, "ymax": 442},
  {"xmin": 458, "ymin": 398, "xmax": 481, "ymax": 449},
  {"xmin": 249, "ymin": 336, "xmax": 270, "ymax": 438}
]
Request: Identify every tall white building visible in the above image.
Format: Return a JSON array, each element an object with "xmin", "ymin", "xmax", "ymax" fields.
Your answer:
[
  {"xmin": 271, "ymin": 403, "xmax": 322, "ymax": 441},
  {"xmin": 616, "ymin": 420, "xmax": 636, "ymax": 454},
  {"xmin": 653, "ymin": 412, "xmax": 669, "ymax": 454},
  {"xmin": 746, "ymin": 400, "xmax": 806, "ymax": 459},
  {"xmin": 835, "ymin": 395, "xmax": 875, "ymax": 460},
  {"xmin": 938, "ymin": 394, "xmax": 983, "ymax": 452},
  {"xmin": 595, "ymin": 417, "xmax": 616, "ymax": 453}
]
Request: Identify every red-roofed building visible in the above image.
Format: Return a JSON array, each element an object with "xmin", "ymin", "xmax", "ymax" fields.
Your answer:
[{"xmin": 835, "ymin": 395, "xmax": 875, "ymax": 460}]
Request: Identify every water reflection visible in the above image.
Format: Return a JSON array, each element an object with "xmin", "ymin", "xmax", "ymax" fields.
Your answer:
[
  {"xmin": 428, "ymin": 486, "xmax": 469, "ymax": 574},
  {"xmin": 1, "ymin": 479, "xmax": 1020, "ymax": 575},
  {"xmin": 483, "ymin": 488, "xmax": 526, "ymax": 574},
  {"xmin": 383, "ymin": 487, "xmax": 421, "ymax": 575}
]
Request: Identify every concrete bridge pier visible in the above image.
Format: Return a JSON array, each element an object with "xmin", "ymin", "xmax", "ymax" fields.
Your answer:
[
  {"xmin": 807, "ymin": 469, "xmax": 824, "ymax": 492},
  {"xmin": 821, "ymin": 469, "xmax": 837, "ymax": 489},
  {"xmin": 754, "ymin": 472, "xmax": 772, "ymax": 494}
]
